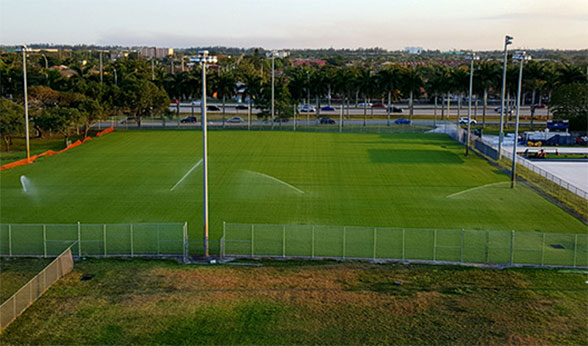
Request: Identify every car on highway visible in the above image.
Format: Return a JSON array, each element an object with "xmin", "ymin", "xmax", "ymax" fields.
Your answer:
[
  {"xmin": 394, "ymin": 118, "xmax": 411, "ymax": 125},
  {"xmin": 274, "ymin": 117, "xmax": 290, "ymax": 123},
  {"xmin": 235, "ymin": 104, "xmax": 248, "ymax": 110},
  {"xmin": 459, "ymin": 117, "xmax": 477, "ymax": 125},
  {"xmin": 388, "ymin": 106, "xmax": 403, "ymax": 113},
  {"xmin": 533, "ymin": 103, "xmax": 546, "ymax": 109},
  {"xmin": 120, "ymin": 117, "xmax": 137, "ymax": 124},
  {"xmin": 227, "ymin": 116, "xmax": 244, "ymax": 123},
  {"xmin": 372, "ymin": 103, "xmax": 386, "ymax": 108},
  {"xmin": 299, "ymin": 104, "xmax": 316, "ymax": 112},
  {"xmin": 207, "ymin": 105, "xmax": 221, "ymax": 111},
  {"xmin": 191, "ymin": 100, "xmax": 201, "ymax": 105},
  {"xmin": 321, "ymin": 106, "xmax": 336, "ymax": 111},
  {"xmin": 320, "ymin": 117, "xmax": 336, "ymax": 124},
  {"xmin": 171, "ymin": 99, "xmax": 179, "ymax": 104},
  {"xmin": 494, "ymin": 106, "xmax": 514, "ymax": 114},
  {"xmin": 358, "ymin": 102, "xmax": 372, "ymax": 108},
  {"xmin": 180, "ymin": 116, "xmax": 197, "ymax": 123}
]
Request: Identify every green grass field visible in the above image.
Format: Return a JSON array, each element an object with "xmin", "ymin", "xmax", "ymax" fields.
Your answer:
[{"xmin": 1, "ymin": 129, "xmax": 585, "ymax": 247}]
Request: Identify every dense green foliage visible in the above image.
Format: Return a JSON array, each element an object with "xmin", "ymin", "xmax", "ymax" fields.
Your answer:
[{"xmin": 550, "ymin": 82, "xmax": 588, "ymax": 131}]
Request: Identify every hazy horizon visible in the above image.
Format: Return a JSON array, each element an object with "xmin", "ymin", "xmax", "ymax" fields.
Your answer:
[{"xmin": 1, "ymin": 0, "xmax": 587, "ymax": 51}]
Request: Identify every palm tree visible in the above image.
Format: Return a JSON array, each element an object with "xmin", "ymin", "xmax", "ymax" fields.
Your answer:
[
  {"xmin": 355, "ymin": 67, "xmax": 374, "ymax": 126},
  {"xmin": 400, "ymin": 66, "xmax": 424, "ymax": 123},
  {"xmin": 287, "ymin": 67, "xmax": 308, "ymax": 117},
  {"xmin": 214, "ymin": 69, "xmax": 236, "ymax": 127},
  {"xmin": 424, "ymin": 65, "xmax": 447, "ymax": 122},
  {"xmin": 450, "ymin": 67, "xmax": 470, "ymax": 121},
  {"xmin": 309, "ymin": 68, "xmax": 328, "ymax": 121},
  {"xmin": 377, "ymin": 66, "xmax": 401, "ymax": 126},
  {"xmin": 475, "ymin": 61, "xmax": 501, "ymax": 128}
]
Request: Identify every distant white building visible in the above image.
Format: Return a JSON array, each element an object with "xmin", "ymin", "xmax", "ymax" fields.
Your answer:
[
  {"xmin": 139, "ymin": 47, "xmax": 174, "ymax": 59},
  {"xmin": 405, "ymin": 47, "xmax": 423, "ymax": 55}
]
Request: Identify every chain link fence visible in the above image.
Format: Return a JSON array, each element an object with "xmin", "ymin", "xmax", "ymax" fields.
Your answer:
[
  {"xmin": 0, "ymin": 245, "xmax": 74, "ymax": 332},
  {"xmin": 0, "ymin": 223, "xmax": 188, "ymax": 259},
  {"xmin": 222, "ymin": 223, "xmax": 588, "ymax": 268}
]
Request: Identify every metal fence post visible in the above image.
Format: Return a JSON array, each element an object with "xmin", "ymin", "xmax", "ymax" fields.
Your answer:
[
  {"xmin": 184, "ymin": 222, "xmax": 189, "ymax": 261},
  {"xmin": 103, "ymin": 224, "xmax": 107, "ymax": 256},
  {"xmin": 402, "ymin": 229, "xmax": 405, "ymax": 260},
  {"xmin": 510, "ymin": 230, "xmax": 515, "ymax": 265},
  {"xmin": 433, "ymin": 229, "xmax": 437, "ymax": 261},
  {"xmin": 573, "ymin": 234, "xmax": 578, "ymax": 267},
  {"xmin": 251, "ymin": 224, "xmax": 254, "ymax": 257},
  {"xmin": 485, "ymin": 231, "xmax": 489, "ymax": 263},
  {"xmin": 77, "ymin": 221, "xmax": 81, "ymax": 256},
  {"xmin": 8, "ymin": 224, "xmax": 12, "ymax": 256},
  {"xmin": 460, "ymin": 229, "xmax": 464, "ymax": 262},
  {"xmin": 541, "ymin": 233, "xmax": 545, "ymax": 266},
  {"xmin": 156, "ymin": 225, "xmax": 160, "ymax": 255},
  {"xmin": 342, "ymin": 227, "xmax": 346, "ymax": 259},
  {"xmin": 311, "ymin": 226, "xmax": 315, "ymax": 258},
  {"xmin": 130, "ymin": 224, "xmax": 134, "ymax": 257},
  {"xmin": 373, "ymin": 228, "xmax": 377, "ymax": 260},
  {"xmin": 43, "ymin": 224, "xmax": 47, "ymax": 258},
  {"xmin": 282, "ymin": 225, "xmax": 286, "ymax": 258}
]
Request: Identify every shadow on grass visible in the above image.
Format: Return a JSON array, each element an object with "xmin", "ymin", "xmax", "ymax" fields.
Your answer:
[{"xmin": 368, "ymin": 149, "xmax": 464, "ymax": 164}]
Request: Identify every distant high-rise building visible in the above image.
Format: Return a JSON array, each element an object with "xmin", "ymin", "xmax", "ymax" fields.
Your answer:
[
  {"xmin": 404, "ymin": 47, "xmax": 424, "ymax": 55},
  {"xmin": 139, "ymin": 47, "xmax": 174, "ymax": 59}
]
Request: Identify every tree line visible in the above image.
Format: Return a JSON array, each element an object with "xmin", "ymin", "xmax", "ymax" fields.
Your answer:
[{"xmin": 1, "ymin": 50, "xmax": 587, "ymax": 150}]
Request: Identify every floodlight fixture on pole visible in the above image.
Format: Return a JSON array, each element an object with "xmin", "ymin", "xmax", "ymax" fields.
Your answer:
[
  {"xmin": 465, "ymin": 52, "xmax": 480, "ymax": 157},
  {"xmin": 266, "ymin": 50, "xmax": 289, "ymax": 129},
  {"xmin": 498, "ymin": 35, "xmax": 513, "ymax": 159},
  {"xmin": 510, "ymin": 51, "xmax": 531, "ymax": 189},
  {"xmin": 20, "ymin": 45, "xmax": 31, "ymax": 161},
  {"xmin": 194, "ymin": 50, "xmax": 217, "ymax": 257}
]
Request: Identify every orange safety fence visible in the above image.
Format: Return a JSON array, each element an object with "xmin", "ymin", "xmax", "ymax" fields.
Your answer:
[{"xmin": 0, "ymin": 126, "xmax": 114, "ymax": 171}]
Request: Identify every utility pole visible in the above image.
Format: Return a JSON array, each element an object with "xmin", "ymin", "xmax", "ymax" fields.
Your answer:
[
  {"xmin": 22, "ymin": 45, "xmax": 30, "ymax": 161},
  {"xmin": 511, "ymin": 51, "xmax": 531, "ymax": 188},
  {"xmin": 99, "ymin": 51, "xmax": 103, "ymax": 85},
  {"xmin": 465, "ymin": 53, "xmax": 479, "ymax": 157},
  {"xmin": 498, "ymin": 35, "xmax": 513, "ymax": 159}
]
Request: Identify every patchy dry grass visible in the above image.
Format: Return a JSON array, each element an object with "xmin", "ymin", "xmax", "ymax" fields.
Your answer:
[
  {"xmin": 0, "ymin": 257, "xmax": 52, "ymax": 302},
  {"xmin": 2, "ymin": 258, "xmax": 587, "ymax": 345}
]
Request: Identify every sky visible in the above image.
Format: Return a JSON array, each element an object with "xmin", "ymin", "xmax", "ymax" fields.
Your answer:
[{"xmin": 1, "ymin": 0, "xmax": 587, "ymax": 51}]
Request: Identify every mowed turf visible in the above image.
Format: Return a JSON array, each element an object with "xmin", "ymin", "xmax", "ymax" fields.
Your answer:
[{"xmin": 0, "ymin": 130, "xmax": 585, "ymax": 243}]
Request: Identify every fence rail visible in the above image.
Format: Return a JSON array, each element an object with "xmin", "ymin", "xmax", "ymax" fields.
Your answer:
[
  {"xmin": 222, "ymin": 222, "xmax": 588, "ymax": 268},
  {"xmin": 0, "ymin": 223, "xmax": 188, "ymax": 259},
  {"xmin": 0, "ymin": 245, "xmax": 74, "ymax": 332}
]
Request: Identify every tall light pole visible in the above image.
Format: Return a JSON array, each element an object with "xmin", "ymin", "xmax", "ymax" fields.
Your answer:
[
  {"xmin": 195, "ymin": 50, "xmax": 217, "ymax": 257},
  {"xmin": 498, "ymin": 35, "xmax": 513, "ymax": 159},
  {"xmin": 99, "ymin": 51, "xmax": 103, "ymax": 85},
  {"xmin": 511, "ymin": 51, "xmax": 531, "ymax": 189},
  {"xmin": 465, "ymin": 52, "xmax": 479, "ymax": 157},
  {"xmin": 21, "ymin": 45, "xmax": 31, "ymax": 161},
  {"xmin": 266, "ymin": 50, "xmax": 289, "ymax": 129}
]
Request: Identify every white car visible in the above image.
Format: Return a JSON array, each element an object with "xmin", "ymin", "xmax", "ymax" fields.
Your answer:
[
  {"xmin": 459, "ymin": 117, "xmax": 477, "ymax": 125},
  {"xmin": 227, "ymin": 116, "xmax": 244, "ymax": 123},
  {"xmin": 191, "ymin": 100, "xmax": 202, "ymax": 106},
  {"xmin": 299, "ymin": 104, "xmax": 316, "ymax": 112}
]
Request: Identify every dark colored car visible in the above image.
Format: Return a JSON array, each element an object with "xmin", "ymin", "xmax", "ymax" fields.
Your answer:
[
  {"xmin": 388, "ymin": 106, "xmax": 403, "ymax": 113},
  {"xmin": 320, "ymin": 117, "xmax": 336, "ymax": 124},
  {"xmin": 533, "ymin": 103, "xmax": 546, "ymax": 109},
  {"xmin": 394, "ymin": 118, "xmax": 410, "ymax": 125},
  {"xmin": 171, "ymin": 99, "xmax": 179, "ymax": 104},
  {"xmin": 180, "ymin": 116, "xmax": 197, "ymax": 123},
  {"xmin": 207, "ymin": 105, "xmax": 221, "ymax": 111},
  {"xmin": 321, "ymin": 106, "xmax": 336, "ymax": 111},
  {"xmin": 372, "ymin": 103, "xmax": 386, "ymax": 108},
  {"xmin": 235, "ymin": 104, "xmax": 248, "ymax": 110},
  {"xmin": 274, "ymin": 117, "xmax": 290, "ymax": 123}
]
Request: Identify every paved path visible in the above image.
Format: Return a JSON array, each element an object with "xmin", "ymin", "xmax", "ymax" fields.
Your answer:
[{"xmin": 531, "ymin": 161, "xmax": 588, "ymax": 192}]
